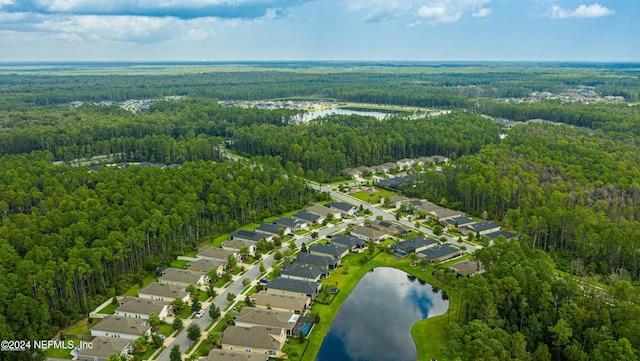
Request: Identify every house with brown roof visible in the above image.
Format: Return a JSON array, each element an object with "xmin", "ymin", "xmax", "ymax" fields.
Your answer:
[
  {"xmin": 114, "ymin": 297, "xmax": 172, "ymax": 320},
  {"xmin": 307, "ymin": 205, "xmax": 342, "ymax": 220},
  {"xmin": 197, "ymin": 246, "xmax": 236, "ymax": 262},
  {"xmin": 138, "ymin": 282, "xmax": 190, "ymax": 303},
  {"xmin": 76, "ymin": 336, "xmax": 132, "ymax": 361},
  {"xmin": 308, "ymin": 243, "xmax": 349, "ymax": 259},
  {"xmin": 204, "ymin": 349, "xmax": 268, "ymax": 361},
  {"xmin": 449, "ymin": 259, "xmax": 485, "ymax": 277},
  {"xmin": 188, "ymin": 258, "xmax": 226, "ymax": 275},
  {"xmin": 223, "ymin": 239, "xmax": 257, "ymax": 256},
  {"xmin": 90, "ymin": 316, "xmax": 151, "ymax": 340},
  {"xmin": 221, "ymin": 326, "xmax": 286, "ymax": 357},
  {"xmin": 350, "ymin": 226, "xmax": 387, "ymax": 243},
  {"xmin": 158, "ymin": 268, "xmax": 209, "ymax": 288},
  {"xmin": 250, "ymin": 291, "xmax": 310, "ymax": 315},
  {"xmin": 234, "ymin": 307, "xmax": 300, "ymax": 336},
  {"xmin": 369, "ymin": 219, "xmax": 412, "ymax": 236}
]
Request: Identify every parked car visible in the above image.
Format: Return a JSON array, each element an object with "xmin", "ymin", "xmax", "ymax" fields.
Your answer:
[
  {"xmin": 195, "ymin": 309, "xmax": 205, "ymax": 318},
  {"xmin": 287, "ymin": 233, "xmax": 296, "ymax": 237},
  {"xmin": 259, "ymin": 278, "xmax": 270, "ymax": 284}
]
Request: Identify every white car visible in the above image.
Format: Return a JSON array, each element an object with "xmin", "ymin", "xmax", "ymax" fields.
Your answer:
[{"xmin": 195, "ymin": 309, "xmax": 205, "ymax": 318}]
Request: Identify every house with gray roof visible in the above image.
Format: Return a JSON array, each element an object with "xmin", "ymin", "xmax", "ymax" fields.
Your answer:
[
  {"xmin": 230, "ymin": 229, "xmax": 272, "ymax": 243},
  {"xmin": 389, "ymin": 195, "xmax": 410, "ymax": 208},
  {"xmin": 326, "ymin": 202, "xmax": 357, "ymax": 216},
  {"xmin": 449, "ymin": 259, "xmax": 485, "ymax": 277},
  {"xmin": 114, "ymin": 297, "xmax": 172, "ymax": 320},
  {"xmin": 307, "ymin": 204, "xmax": 341, "ymax": 219},
  {"xmin": 391, "ymin": 236, "xmax": 438, "ymax": 254},
  {"xmin": 293, "ymin": 252, "xmax": 340, "ymax": 271},
  {"xmin": 273, "ymin": 217, "xmax": 308, "ymax": 231},
  {"xmin": 205, "ymin": 349, "xmax": 268, "ymax": 361},
  {"xmin": 460, "ymin": 221, "xmax": 501, "ymax": 236},
  {"xmin": 350, "ymin": 226, "xmax": 387, "ymax": 243},
  {"xmin": 330, "ymin": 234, "xmax": 366, "ymax": 252},
  {"xmin": 370, "ymin": 219, "xmax": 412, "ymax": 236},
  {"xmin": 197, "ymin": 246, "xmax": 235, "ymax": 262},
  {"xmin": 430, "ymin": 208, "xmax": 464, "ymax": 221},
  {"xmin": 90, "ymin": 316, "xmax": 151, "ymax": 340},
  {"xmin": 222, "ymin": 239, "xmax": 256, "ymax": 256},
  {"xmin": 250, "ymin": 291, "xmax": 310, "ymax": 315},
  {"xmin": 377, "ymin": 174, "xmax": 413, "ymax": 190},
  {"xmin": 158, "ymin": 268, "xmax": 208, "ymax": 288},
  {"xmin": 308, "ymin": 244, "xmax": 349, "ymax": 259},
  {"xmin": 138, "ymin": 282, "xmax": 190, "ymax": 303},
  {"xmin": 264, "ymin": 277, "xmax": 321, "ymax": 298},
  {"xmin": 292, "ymin": 211, "xmax": 323, "ymax": 224},
  {"xmin": 256, "ymin": 223, "xmax": 290, "ymax": 237},
  {"xmin": 443, "ymin": 216, "xmax": 476, "ymax": 230},
  {"xmin": 188, "ymin": 258, "xmax": 226, "ymax": 275},
  {"xmin": 418, "ymin": 244, "xmax": 463, "ymax": 263},
  {"xmin": 234, "ymin": 307, "xmax": 300, "ymax": 336},
  {"xmin": 77, "ymin": 336, "xmax": 132, "ymax": 361},
  {"xmin": 484, "ymin": 230, "xmax": 517, "ymax": 240},
  {"xmin": 281, "ymin": 264, "xmax": 323, "ymax": 282},
  {"xmin": 221, "ymin": 326, "xmax": 285, "ymax": 358}
]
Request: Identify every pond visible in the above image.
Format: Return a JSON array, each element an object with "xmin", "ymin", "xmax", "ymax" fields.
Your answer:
[
  {"xmin": 294, "ymin": 108, "xmax": 393, "ymax": 123},
  {"xmin": 315, "ymin": 267, "xmax": 449, "ymax": 361}
]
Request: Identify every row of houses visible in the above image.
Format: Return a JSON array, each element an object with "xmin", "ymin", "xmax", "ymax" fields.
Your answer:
[
  {"xmin": 391, "ymin": 236, "xmax": 464, "ymax": 263},
  {"xmin": 342, "ymin": 155, "xmax": 448, "ymax": 178}
]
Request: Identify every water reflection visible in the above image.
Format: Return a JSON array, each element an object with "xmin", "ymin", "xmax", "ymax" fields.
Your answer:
[{"xmin": 315, "ymin": 267, "xmax": 449, "ymax": 361}]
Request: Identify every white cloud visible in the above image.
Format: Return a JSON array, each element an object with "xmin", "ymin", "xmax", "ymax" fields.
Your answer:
[
  {"xmin": 417, "ymin": 0, "xmax": 491, "ymax": 25},
  {"xmin": 550, "ymin": 3, "xmax": 614, "ymax": 19}
]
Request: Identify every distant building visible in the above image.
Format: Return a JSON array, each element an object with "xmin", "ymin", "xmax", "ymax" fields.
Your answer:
[
  {"xmin": 138, "ymin": 282, "xmax": 190, "ymax": 303},
  {"xmin": 330, "ymin": 234, "xmax": 366, "ymax": 252},
  {"xmin": 350, "ymin": 226, "xmax": 387, "ymax": 243}
]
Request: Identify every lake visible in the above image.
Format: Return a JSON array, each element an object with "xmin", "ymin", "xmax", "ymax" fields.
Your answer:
[
  {"xmin": 315, "ymin": 267, "xmax": 449, "ymax": 361},
  {"xmin": 294, "ymin": 108, "xmax": 393, "ymax": 123}
]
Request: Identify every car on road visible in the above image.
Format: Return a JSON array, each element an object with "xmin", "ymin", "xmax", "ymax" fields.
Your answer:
[
  {"xmin": 259, "ymin": 278, "xmax": 270, "ymax": 284},
  {"xmin": 195, "ymin": 309, "xmax": 205, "ymax": 318},
  {"xmin": 287, "ymin": 233, "xmax": 296, "ymax": 237}
]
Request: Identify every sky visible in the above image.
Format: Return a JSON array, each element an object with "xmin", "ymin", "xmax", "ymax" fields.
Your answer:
[{"xmin": 0, "ymin": 0, "xmax": 637, "ymax": 62}]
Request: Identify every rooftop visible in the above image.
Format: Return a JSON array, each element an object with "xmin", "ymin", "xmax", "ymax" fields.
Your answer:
[
  {"xmin": 158, "ymin": 268, "xmax": 203, "ymax": 285},
  {"xmin": 250, "ymin": 291, "xmax": 310, "ymax": 312},
  {"xmin": 266, "ymin": 277, "xmax": 320, "ymax": 296},
  {"xmin": 307, "ymin": 243, "xmax": 349, "ymax": 258},
  {"xmin": 77, "ymin": 336, "xmax": 131, "ymax": 359},
  {"xmin": 230, "ymin": 229, "xmax": 269, "ymax": 242},
  {"xmin": 292, "ymin": 210, "xmax": 321, "ymax": 223},
  {"xmin": 392, "ymin": 236, "xmax": 438, "ymax": 252},
  {"xmin": 188, "ymin": 258, "xmax": 226, "ymax": 272},
  {"xmin": 91, "ymin": 315, "xmax": 150, "ymax": 336},
  {"xmin": 256, "ymin": 222, "xmax": 286, "ymax": 235},
  {"xmin": 294, "ymin": 252, "xmax": 340, "ymax": 268},
  {"xmin": 198, "ymin": 246, "xmax": 234, "ymax": 260},
  {"xmin": 418, "ymin": 244, "xmax": 461, "ymax": 262},
  {"xmin": 138, "ymin": 282, "xmax": 188, "ymax": 299},
  {"xmin": 326, "ymin": 202, "xmax": 355, "ymax": 213},
  {"xmin": 281, "ymin": 264, "xmax": 323, "ymax": 280},
  {"xmin": 116, "ymin": 297, "xmax": 170, "ymax": 315},
  {"xmin": 465, "ymin": 221, "xmax": 501, "ymax": 233},
  {"xmin": 234, "ymin": 307, "xmax": 299, "ymax": 330},
  {"xmin": 330, "ymin": 234, "xmax": 365, "ymax": 248},
  {"xmin": 221, "ymin": 326, "xmax": 284, "ymax": 351},
  {"xmin": 205, "ymin": 349, "xmax": 269, "ymax": 361},
  {"xmin": 351, "ymin": 226, "xmax": 386, "ymax": 239},
  {"xmin": 449, "ymin": 259, "xmax": 484, "ymax": 276}
]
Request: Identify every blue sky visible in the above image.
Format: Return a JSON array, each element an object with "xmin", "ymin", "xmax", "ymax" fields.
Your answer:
[{"xmin": 0, "ymin": 0, "xmax": 636, "ymax": 61}]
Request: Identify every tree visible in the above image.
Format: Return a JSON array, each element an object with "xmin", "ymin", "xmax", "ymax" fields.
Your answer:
[
  {"xmin": 274, "ymin": 250, "xmax": 283, "ymax": 261},
  {"xmin": 172, "ymin": 298, "xmax": 185, "ymax": 314},
  {"xmin": 187, "ymin": 323, "xmax": 201, "ymax": 343},
  {"xmin": 408, "ymin": 252, "xmax": 419, "ymax": 264},
  {"xmin": 173, "ymin": 317, "xmax": 183, "ymax": 332},
  {"xmin": 242, "ymin": 278, "xmax": 251, "ymax": 287},
  {"xmin": 209, "ymin": 304, "xmax": 221, "ymax": 320},
  {"xmin": 169, "ymin": 345, "xmax": 181, "ymax": 361},
  {"xmin": 395, "ymin": 212, "xmax": 401, "ymax": 221},
  {"xmin": 245, "ymin": 295, "xmax": 254, "ymax": 307},
  {"xmin": 132, "ymin": 336, "xmax": 147, "ymax": 353},
  {"xmin": 259, "ymin": 262, "xmax": 266, "ymax": 273},
  {"xmin": 300, "ymin": 242, "xmax": 307, "ymax": 253},
  {"xmin": 433, "ymin": 224, "xmax": 443, "ymax": 236},
  {"xmin": 151, "ymin": 334, "xmax": 164, "ymax": 349},
  {"xmin": 311, "ymin": 231, "xmax": 319, "ymax": 240},
  {"xmin": 226, "ymin": 253, "xmax": 238, "ymax": 271},
  {"xmin": 208, "ymin": 269, "xmax": 219, "ymax": 284},
  {"xmin": 227, "ymin": 292, "xmax": 236, "ymax": 302},
  {"xmin": 186, "ymin": 284, "xmax": 198, "ymax": 298},
  {"xmin": 272, "ymin": 264, "xmax": 282, "ymax": 278},
  {"xmin": 191, "ymin": 297, "xmax": 201, "ymax": 314},
  {"xmin": 342, "ymin": 260, "xmax": 350, "ymax": 275},
  {"xmin": 207, "ymin": 331, "xmax": 222, "ymax": 347},
  {"xmin": 367, "ymin": 241, "xmax": 375, "ymax": 255},
  {"xmin": 148, "ymin": 313, "xmax": 161, "ymax": 333},
  {"xmin": 206, "ymin": 284, "xmax": 217, "ymax": 298},
  {"xmin": 106, "ymin": 354, "xmax": 123, "ymax": 361},
  {"xmin": 548, "ymin": 318, "xmax": 572, "ymax": 359}
]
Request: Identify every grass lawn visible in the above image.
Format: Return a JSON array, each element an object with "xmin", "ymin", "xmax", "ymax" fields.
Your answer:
[
  {"xmin": 62, "ymin": 319, "xmax": 91, "ymax": 336},
  {"xmin": 134, "ymin": 343, "xmax": 157, "ymax": 360},
  {"xmin": 171, "ymin": 259, "xmax": 190, "ymax": 269},
  {"xmin": 42, "ymin": 339, "xmax": 82, "ymax": 359},
  {"xmin": 176, "ymin": 306, "xmax": 193, "ymax": 319},
  {"xmin": 198, "ymin": 290, "xmax": 209, "ymax": 302},
  {"xmin": 157, "ymin": 323, "xmax": 174, "ymax": 337},
  {"xmin": 97, "ymin": 302, "xmax": 118, "ymax": 314},
  {"xmin": 350, "ymin": 187, "xmax": 397, "ymax": 205},
  {"xmin": 299, "ymin": 249, "xmax": 459, "ymax": 361},
  {"xmin": 122, "ymin": 274, "xmax": 157, "ymax": 297}
]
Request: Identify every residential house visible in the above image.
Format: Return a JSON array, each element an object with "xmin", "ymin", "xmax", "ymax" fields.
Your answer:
[
  {"xmin": 205, "ymin": 349, "xmax": 268, "ymax": 361},
  {"xmin": 350, "ymin": 226, "xmax": 387, "ymax": 243},
  {"xmin": 391, "ymin": 236, "xmax": 438, "ymax": 254},
  {"xmin": 377, "ymin": 174, "xmax": 413, "ymax": 190},
  {"xmin": 76, "ymin": 337, "xmax": 132, "ymax": 361},
  {"xmin": 388, "ymin": 195, "xmax": 409, "ymax": 209},
  {"xmin": 449, "ymin": 259, "xmax": 485, "ymax": 277},
  {"xmin": 307, "ymin": 205, "xmax": 341, "ymax": 220},
  {"xmin": 273, "ymin": 217, "xmax": 308, "ymax": 232},
  {"xmin": 264, "ymin": 277, "xmax": 321, "ymax": 298},
  {"xmin": 326, "ymin": 202, "xmax": 357, "ymax": 216},
  {"xmin": 308, "ymin": 244, "xmax": 349, "ymax": 259},
  {"xmin": 396, "ymin": 158, "xmax": 414, "ymax": 169},
  {"xmin": 293, "ymin": 253, "xmax": 340, "ymax": 272},
  {"xmin": 114, "ymin": 297, "xmax": 172, "ymax": 320},
  {"xmin": 158, "ymin": 268, "xmax": 208, "ymax": 288},
  {"xmin": 353, "ymin": 166, "xmax": 373, "ymax": 177},
  {"xmin": 221, "ymin": 326, "xmax": 285, "ymax": 358},
  {"xmin": 374, "ymin": 162, "xmax": 397, "ymax": 173},
  {"xmin": 234, "ymin": 307, "xmax": 300, "ymax": 336},
  {"xmin": 90, "ymin": 316, "xmax": 151, "ymax": 340},
  {"xmin": 330, "ymin": 234, "xmax": 366, "ymax": 252},
  {"xmin": 442, "ymin": 216, "xmax": 476, "ymax": 231},
  {"xmin": 429, "ymin": 208, "xmax": 464, "ymax": 221},
  {"xmin": 418, "ymin": 244, "xmax": 463, "ymax": 263},
  {"xmin": 188, "ymin": 258, "xmax": 226, "ymax": 275},
  {"xmin": 292, "ymin": 210, "xmax": 323, "ymax": 225},
  {"xmin": 250, "ymin": 291, "xmax": 310, "ymax": 314},
  {"xmin": 137, "ymin": 282, "xmax": 190, "ymax": 303},
  {"xmin": 415, "ymin": 201, "xmax": 442, "ymax": 214},
  {"xmin": 341, "ymin": 168, "xmax": 358, "ymax": 178},
  {"xmin": 256, "ymin": 223, "xmax": 290, "ymax": 237},
  {"xmin": 484, "ymin": 230, "xmax": 517, "ymax": 240},
  {"xmin": 281, "ymin": 264, "xmax": 323, "ymax": 282},
  {"xmin": 369, "ymin": 219, "xmax": 412, "ymax": 236},
  {"xmin": 460, "ymin": 221, "xmax": 501, "ymax": 236},
  {"xmin": 222, "ymin": 239, "xmax": 256, "ymax": 256},
  {"xmin": 230, "ymin": 229, "xmax": 272, "ymax": 243},
  {"xmin": 197, "ymin": 246, "xmax": 235, "ymax": 262}
]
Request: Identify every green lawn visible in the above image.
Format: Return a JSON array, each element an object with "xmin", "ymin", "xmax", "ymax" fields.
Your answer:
[
  {"xmin": 62, "ymin": 319, "xmax": 91, "ymax": 336},
  {"xmin": 134, "ymin": 343, "xmax": 157, "ymax": 360},
  {"xmin": 350, "ymin": 187, "xmax": 397, "ymax": 205},
  {"xmin": 176, "ymin": 306, "xmax": 193, "ymax": 319},
  {"xmin": 198, "ymin": 290, "xmax": 209, "ymax": 302},
  {"xmin": 97, "ymin": 302, "xmax": 118, "ymax": 314},
  {"xmin": 42, "ymin": 339, "xmax": 81, "ymax": 359},
  {"xmin": 122, "ymin": 274, "xmax": 157, "ymax": 297},
  {"xmin": 171, "ymin": 259, "xmax": 190, "ymax": 269},
  {"xmin": 157, "ymin": 323, "xmax": 174, "ymax": 337},
  {"xmin": 299, "ymin": 249, "xmax": 459, "ymax": 361}
]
